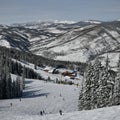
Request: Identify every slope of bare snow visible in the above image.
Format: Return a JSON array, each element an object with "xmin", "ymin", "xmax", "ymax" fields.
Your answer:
[
  {"xmin": 0, "ymin": 93, "xmax": 120, "ymax": 120},
  {"xmin": 0, "ymin": 78, "xmax": 80, "ymax": 118},
  {"xmin": 0, "ymin": 39, "xmax": 11, "ymax": 48}
]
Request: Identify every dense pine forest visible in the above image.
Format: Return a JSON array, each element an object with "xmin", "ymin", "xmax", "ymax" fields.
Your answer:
[
  {"xmin": 79, "ymin": 56, "xmax": 120, "ymax": 110},
  {"xmin": 0, "ymin": 51, "xmax": 42, "ymax": 99},
  {"xmin": 0, "ymin": 46, "xmax": 86, "ymax": 73}
]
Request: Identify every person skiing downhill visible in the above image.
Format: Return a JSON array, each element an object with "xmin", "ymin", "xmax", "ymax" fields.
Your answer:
[
  {"xmin": 59, "ymin": 110, "xmax": 62, "ymax": 115},
  {"xmin": 10, "ymin": 103, "xmax": 12, "ymax": 107},
  {"xmin": 40, "ymin": 111, "xmax": 43, "ymax": 116}
]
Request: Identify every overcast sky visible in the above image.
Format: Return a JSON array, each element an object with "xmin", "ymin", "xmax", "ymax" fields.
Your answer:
[{"xmin": 0, "ymin": 0, "xmax": 120, "ymax": 24}]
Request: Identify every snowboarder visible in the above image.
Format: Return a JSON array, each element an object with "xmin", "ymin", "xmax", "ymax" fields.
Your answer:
[
  {"xmin": 10, "ymin": 103, "xmax": 12, "ymax": 107},
  {"xmin": 59, "ymin": 110, "xmax": 62, "ymax": 115}
]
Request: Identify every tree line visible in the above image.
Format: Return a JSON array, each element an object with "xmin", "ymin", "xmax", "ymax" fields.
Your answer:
[
  {"xmin": 0, "ymin": 46, "xmax": 86, "ymax": 74},
  {"xmin": 0, "ymin": 54, "xmax": 41, "ymax": 99},
  {"xmin": 0, "ymin": 55, "xmax": 24, "ymax": 99},
  {"xmin": 79, "ymin": 56, "xmax": 120, "ymax": 110}
]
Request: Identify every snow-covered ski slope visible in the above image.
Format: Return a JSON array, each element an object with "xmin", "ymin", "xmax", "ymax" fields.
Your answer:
[
  {"xmin": 0, "ymin": 78, "xmax": 80, "ymax": 119},
  {"xmin": 0, "ymin": 78, "xmax": 120, "ymax": 120}
]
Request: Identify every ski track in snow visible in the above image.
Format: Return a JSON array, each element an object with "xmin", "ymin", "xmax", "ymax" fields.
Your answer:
[
  {"xmin": 1, "ymin": 79, "xmax": 120, "ymax": 120},
  {"xmin": 0, "ymin": 78, "xmax": 80, "ymax": 119}
]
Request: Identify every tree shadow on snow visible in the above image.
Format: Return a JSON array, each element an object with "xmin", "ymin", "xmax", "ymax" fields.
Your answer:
[
  {"xmin": 22, "ymin": 90, "xmax": 50, "ymax": 99},
  {"xmin": 25, "ymin": 80, "xmax": 34, "ymax": 84},
  {"xmin": 0, "ymin": 106, "xmax": 11, "ymax": 111}
]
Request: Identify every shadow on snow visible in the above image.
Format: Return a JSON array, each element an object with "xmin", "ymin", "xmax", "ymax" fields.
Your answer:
[
  {"xmin": 22, "ymin": 89, "xmax": 50, "ymax": 98},
  {"xmin": 25, "ymin": 80, "xmax": 34, "ymax": 84}
]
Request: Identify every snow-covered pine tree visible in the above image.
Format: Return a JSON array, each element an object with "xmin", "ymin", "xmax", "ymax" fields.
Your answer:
[
  {"xmin": 79, "ymin": 84, "xmax": 85, "ymax": 110},
  {"xmin": 12, "ymin": 81, "xmax": 16, "ymax": 98},
  {"xmin": 16, "ymin": 76, "xmax": 22, "ymax": 97},
  {"xmin": 79, "ymin": 56, "xmax": 116, "ymax": 110},
  {"xmin": 97, "ymin": 66, "xmax": 109, "ymax": 108},
  {"xmin": 22, "ymin": 65, "xmax": 26, "ymax": 89},
  {"xmin": 105, "ymin": 55, "xmax": 110, "ymax": 70},
  {"xmin": 5, "ymin": 74, "xmax": 12, "ymax": 99},
  {"xmin": 90, "ymin": 58, "xmax": 101, "ymax": 109},
  {"xmin": 95, "ymin": 56, "xmax": 115, "ymax": 108},
  {"xmin": 5, "ymin": 57, "xmax": 12, "ymax": 99},
  {"xmin": 79, "ymin": 62, "xmax": 94, "ymax": 110},
  {"xmin": 113, "ymin": 55, "xmax": 120, "ymax": 105},
  {"xmin": 0, "ymin": 57, "xmax": 3, "ymax": 99}
]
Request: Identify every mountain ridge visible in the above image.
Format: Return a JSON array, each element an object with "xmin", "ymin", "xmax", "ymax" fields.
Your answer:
[{"xmin": 0, "ymin": 20, "xmax": 120, "ymax": 66}]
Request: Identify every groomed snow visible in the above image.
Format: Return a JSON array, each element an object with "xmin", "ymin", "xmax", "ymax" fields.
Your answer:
[
  {"xmin": 0, "ymin": 62, "xmax": 120, "ymax": 120},
  {"xmin": 0, "ymin": 78, "xmax": 80, "ymax": 119}
]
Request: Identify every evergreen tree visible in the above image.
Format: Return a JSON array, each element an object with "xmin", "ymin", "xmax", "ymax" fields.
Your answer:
[
  {"xmin": 22, "ymin": 66, "xmax": 26, "ymax": 89},
  {"xmin": 90, "ymin": 58, "xmax": 101, "ymax": 109},
  {"xmin": 6, "ymin": 74, "xmax": 12, "ymax": 99},
  {"xmin": 113, "ymin": 55, "xmax": 120, "ymax": 105},
  {"xmin": 80, "ymin": 62, "xmax": 93, "ymax": 110},
  {"xmin": 79, "ymin": 57, "xmax": 116, "ymax": 110}
]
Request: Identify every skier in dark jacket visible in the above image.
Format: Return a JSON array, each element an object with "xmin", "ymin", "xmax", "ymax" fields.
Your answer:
[
  {"xmin": 43, "ymin": 110, "xmax": 45, "ymax": 114},
  {"xmin": 40, "ymin": 111, "xmax": 43, "ymax": 116},
  {"xmin": 10, "ymin": 103, "xmax": 12, "ymax": 107},
  {"xmin": 59, "ymin": 110, "xmax": 62, "ymax": 115}
]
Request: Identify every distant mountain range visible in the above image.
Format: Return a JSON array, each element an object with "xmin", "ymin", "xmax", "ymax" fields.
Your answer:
[{"xmin": 0, "ymin": 20, "xmax": 120, "ymax": 68}]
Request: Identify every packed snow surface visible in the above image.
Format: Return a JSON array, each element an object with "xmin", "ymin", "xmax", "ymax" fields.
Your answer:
[
  {"xmin": 0, "ymin": 78, "xmax": 80, "ymax": 119},
  {"xmin": 0, "ymin": 72, "xmax": 120, "ymax": 120},
  {"xmin": 1, "ymin": 75, "xmax": 120, "ymax": 120}
]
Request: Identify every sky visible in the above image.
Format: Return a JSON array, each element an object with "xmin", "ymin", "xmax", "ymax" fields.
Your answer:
[{"xmin": 0, "ymin": 0, "xmax": 120, "ymax": 24}]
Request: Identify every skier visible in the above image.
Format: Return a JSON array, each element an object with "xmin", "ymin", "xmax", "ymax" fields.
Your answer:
[
  {"xmin": 10, "ymin": 103, "xmax": 12, "ymax": 107},
  {"xmin": 43, "ymin": 110, "xmax": 45, "ymax": 115},
  {"xmin": 40, "ymin": 111, "xmax": 43, "ymax": 116},
  {"xmin": 59, "ymin": 110, "xmax": 62, "ymax": 115}
]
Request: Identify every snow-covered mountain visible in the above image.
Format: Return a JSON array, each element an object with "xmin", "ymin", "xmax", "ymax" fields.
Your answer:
[{"xmin": 0, "ymin": 20, "xmax": 120, "ymax": 65}]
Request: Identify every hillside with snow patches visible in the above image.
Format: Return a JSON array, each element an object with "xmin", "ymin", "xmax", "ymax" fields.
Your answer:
[{"xmin": 0, "ymin": 20, "xmax": 120, "ymax": 65}]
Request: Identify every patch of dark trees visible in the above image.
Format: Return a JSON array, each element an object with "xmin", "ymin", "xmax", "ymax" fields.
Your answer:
[
  {"xmin": 0, "ymin": 49, "xmax": 41, "ymax": 99},
  {"xmin": 0, "ymin": 46, "xmax": 86, "ymax": 75}
]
